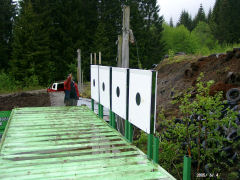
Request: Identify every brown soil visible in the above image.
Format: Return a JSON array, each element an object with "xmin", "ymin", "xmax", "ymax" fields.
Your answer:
[
  {"xmin": 0, "ymin": 91, "xmax": 51, "ymax": 111},
  {"xmin": 155, "ymin": 48, "xmax": 240, "ymax": 122}
]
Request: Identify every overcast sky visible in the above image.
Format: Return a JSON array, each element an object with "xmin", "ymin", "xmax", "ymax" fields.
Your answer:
[{"xmin": 157, "ymin": 0, "xmax": 216, "ymax": 25}]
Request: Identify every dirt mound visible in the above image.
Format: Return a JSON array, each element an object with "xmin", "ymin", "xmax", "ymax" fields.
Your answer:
[
  {"xmin": 156, "ymin": 48, "xmax": 240, "ymax": 121},
  {"xmin": 0, "ymin": 91, "xmax": 51, "ymax": 111},
  {"xmin": 209, "ymin": 82, "xmax": 238, "ymax": 97}
]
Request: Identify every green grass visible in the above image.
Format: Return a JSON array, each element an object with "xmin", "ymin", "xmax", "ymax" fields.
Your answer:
[
  {"xmin": 196, "ymin": 43, "xmax": 240, "ymax": 56},
  {"xmin": 0, "ymin": 86, "xmax": 45, "ymax": 95},
  {"xmin": 159, "ymin": 44, "xmax": 240, "ymax": 67},
  {"xmin": 166, "ymin": 54, "xmax": 199, "ymax": 64}
]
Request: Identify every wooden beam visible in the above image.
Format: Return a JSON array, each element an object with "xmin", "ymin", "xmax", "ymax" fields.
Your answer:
[{"xmin": 122, "ymin": 6, "xmax": 130, "ymax": 68}]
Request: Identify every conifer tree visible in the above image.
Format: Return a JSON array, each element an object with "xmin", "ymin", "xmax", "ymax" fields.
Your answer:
[
  {"xmin": 169, "ymin": 17, "xmax": 174, "ymax": 27},
  {"xmin": 0, "ymin": 0, "xmax": 16, "ymax": 70},
  {"xmin": 94, "ymin": 22, "xmax": 111, "ymax": 66},
  {"xmin": 128, "ymin": 0, "xmax": 165, "ymax": 68},
  {"xmin": 210, "ymin": 0, "xmax": 240, "ymax": 43},
  {"xmin": 193, "ymin": 4, "xmax": 206, "ymax": 29},
  {"xmin": 11, "ymin": 0, "xmax": 51, "ymax": 85},
  {"xmin": 11, "ymin": 0, "xmax": 166, "ymax": 84},
  {"xmin": 229, "ymin": 0, "xmax": 240, "ymax": 43},
  {"xmin": 177, "ymin": 10, "xmax": 193, "ymax": 31},
  {"xmin": 207, "ymin": 8, "xmax": 212, "ymax": 23}
]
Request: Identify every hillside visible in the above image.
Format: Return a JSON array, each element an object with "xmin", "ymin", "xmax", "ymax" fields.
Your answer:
[{"xmin": 155, "ymin": 48, "xmax": 240, "ymax": 123}]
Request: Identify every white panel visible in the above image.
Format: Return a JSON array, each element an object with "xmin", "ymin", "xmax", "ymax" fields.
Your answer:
[
  {"xmin": 99, "ymin": 66, "xmax": 110, "ymax": 109},
  {"xmin": 91, "ymin": 65, "xmax": 99, "ymax": 102},
  {"xmin": 112, "ymin": 67, "xmax": 127, "ymax": 119},
  {"xmin": 129, "ymin": 69, "xmax": 152, "ymax": 134}
]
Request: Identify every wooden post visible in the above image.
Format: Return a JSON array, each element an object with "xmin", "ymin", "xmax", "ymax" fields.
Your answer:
[
  {"xmin": 115, "ymin": 6, "xmax": 130, "ymax": 136},
  {"xmin": 122, "ymin": 6, "xmax": 130, "ymax": 68},
  {"xmin": 82, "ymin": 71, "xmax": 84, "ymax": 92},
  {"xmin": 94, "ymin": 53, "xmax": 97, "ymax": 65},
  {"xmin": 117, "ymin": 35, "xmax": 123, "ymax": 67},
  {"xmin": 77, "ymin": 49, "xmax": 81, "ymax": 92},
  {"xmin": 99, "ymin": 52, "xmax": 101, "ymax": 65},
  {"xmin": 90, "ymin": 53, "xmax": 92, "ymax": 64}
]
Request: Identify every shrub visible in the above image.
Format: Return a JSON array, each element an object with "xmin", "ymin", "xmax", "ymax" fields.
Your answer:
[
  {"xmin": 24, "ymin": 75, "xmax": 39, "ymax": 87},
  {"xmin": 162, "ymin": 24, "xmax": 198, "ymax": 54},
  {"xmin": 0, "ymin": 71, "xmax": 17, "ymax": 92},
  {"xmin": 159, "ymin": 73, "xmax": 239, "ymax": 179}
]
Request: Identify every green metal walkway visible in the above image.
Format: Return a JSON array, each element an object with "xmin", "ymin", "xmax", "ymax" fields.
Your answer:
[{"xmin": 0, "ymin": 106, "xmax": 175, "ymax": 180}]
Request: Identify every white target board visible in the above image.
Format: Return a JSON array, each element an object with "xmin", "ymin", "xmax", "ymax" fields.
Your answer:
[
  {"xmin": 128, "ymin": 69, "xmax": 155, "ymax": 134},
  {"xmin": 112, "ymin": 67, "xmax": 128, "ymax": 119},
  {"xmin": 99, "ymin": 66, "xmax": 111, "ymax": 109},
  {"xmin": 91, "ymin": 65, "xmax": 99, "ymax": 102}
]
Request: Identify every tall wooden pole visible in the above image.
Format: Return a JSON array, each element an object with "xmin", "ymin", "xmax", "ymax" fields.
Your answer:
[
  {"xmin": 82, "ymin": 71, "xmax": 84, "ymax": 91},
  {"xmin": 94, "ymin": 53, "xmax": 97, "ymax": 65},
  {"xmin": 117, "ymin": 35, "xmax": 123, "ymax": 67},
  {"xmin": 122, "ymin": 6, "xmax": 130, "ymax": 68},
  {"xmin": 90, "ymin": 53, "xmax": 92, "ymax": 64},
  {"xmin": 99, "ymin": 52, "xmax": 101, "ymax": 65},
  {"xmin": 115, "ymin": 6, "xmax": 130, "ymax": 136},
  {"xmin": 77, "ymin": 49, "xmax": 81, "ymax": 92}
]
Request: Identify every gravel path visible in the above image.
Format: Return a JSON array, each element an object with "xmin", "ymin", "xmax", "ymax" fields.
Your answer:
[{"xmin": 49, "ymin": 92, "xmax": 65, "ymax": 106}]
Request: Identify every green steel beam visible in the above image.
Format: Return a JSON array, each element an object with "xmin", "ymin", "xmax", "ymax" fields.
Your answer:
[
  {"xmin": 109, "ymin": 110, "xmax": 112, "ymax": 126},
  {"xmin": 98, "ymin": 103, "xmax": 101, "ymax": 118},
  {"xmin": 91, "ymin": 99, "xmax": 94, "ymax": 111},
  {"xmin": 153, "ymin": 136, "xmax": 159, "ymax": 164},
  {"xmin": 147, "ymin": 133, "xmax": 153, "ymax": 160},
  {"xmin": 111, "ymin": 111, "xmax": 116, "ymax": 129},
  {"xmin": 183, "ymin": 156, "xmax": 191, "ymax": 180},
  {"xmin": 128, "ymin": 122, "xmax": 133, "ymax": 143},
  {"xmin": 100, "ymin": 104, "xmax": 103, "ymax": 119},
  {"xmin": 125, "ymin": 120, "xmax": 129, "ymax": 140}
]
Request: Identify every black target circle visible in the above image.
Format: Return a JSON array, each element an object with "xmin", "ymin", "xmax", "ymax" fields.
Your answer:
[
  {"xmin": 102, "ymin": 82, "xmax": 105, "ymax": 91},
  {"xmin": 136, "ymin": 92, "xmax": 141, "ymax": 106},
  {"xmin": 116, "ymin": 86, "xmax": 120, "ymax": 97},
  {"xmin": 93, "ymin": 79, "xmax": 95, "ymax": 87}
]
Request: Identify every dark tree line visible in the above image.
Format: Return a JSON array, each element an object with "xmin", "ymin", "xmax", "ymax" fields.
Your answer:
[
  {"xmin": 176, "ymin": 4, "xmax": 207, "ymax": 31},
  {"xmin": 175, "ymin": 1, "xmax": 240, "ymax": 44},
  {"xmin": 0, "ymin": 0, "xmax": 16, "ymax": 70},
  {"xmin": 0, "ymin": 0, "xmax": 165, "ymax": 86}
]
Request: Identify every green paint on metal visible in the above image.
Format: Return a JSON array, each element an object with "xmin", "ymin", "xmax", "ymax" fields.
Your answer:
[
  {"xmin": 153, "ymin": 136, "xmax": 159, "ymax": 164},
  {"xmin": 183, "ymin": 156, "xmax": 191, "ymax": 180},
  {"xmin": 111, "ymin": 112, "xmax": 116, "ymax": 129},
  {"xmin": 98, "ymin": 103, "xmax": 103, "ymax": 119},
  {"xmin": 91, "ymin": 99, "xmax": 94, "ymax": 111},
  {"xmin": 0, "ymin": 106, "xmax": 175, "ymax": 179},
  {"xmin": 147, "ymin": 133, "xmax": 153, "ymax": 159},
  {"xmin": 128, "ymin": 122, "xmax": 133, "ymax": 143},
  {"xmin": 0, "ymin": 111, "xmax": 11, "ymax": 134},
  {"xmin": 98, "ymin": 103, "xmax": 101, "ymax": 117},
  {"xmin": 109, "ymin": 110, "xmax": 112, "ymax": 126},
  {"xmin": 100, "ymin": 104, "xmax": 103, "ymax": 118},
  {"xmin": 125, "ymin": 120, "xmax": 129, "ymax": 140}
]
